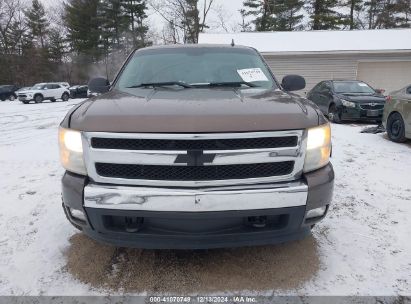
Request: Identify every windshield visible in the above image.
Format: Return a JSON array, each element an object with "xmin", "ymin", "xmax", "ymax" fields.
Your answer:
[
  {"xmin": 333, "ymin": 81, "xmax": 375, "ymax": 94},
  {"xmin": 116, "ymin": 47, "xmax": 276, "ymax": 91}
]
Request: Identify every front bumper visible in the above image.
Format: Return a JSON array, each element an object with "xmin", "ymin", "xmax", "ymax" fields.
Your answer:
[
  {"xmin": 62, "ymin": 164, "xmax": 334, "ymax": 249},
  {"xmin": 18, "ymin": 96, "xmax": 33, "ymax": 101},
  {"xmin": 340, "ymin": 106, "xmax": 383, "ymax": 121}
]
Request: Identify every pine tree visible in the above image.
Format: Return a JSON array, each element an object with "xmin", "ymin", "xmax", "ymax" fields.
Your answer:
[
  {"xmin": 341, "ymin": 0, "xmax": 364, "ymax": 29},
  {"xmin": 25, "ymin": 0, "xmax": 49, "ymax": 48},
  {"xmin": 308, "ymin": 0, "xmax": 342, "ymax": 30},
  {"xmin": 271, "ymin": 0, "xmax": 304, "ymax": 31},
  {"xmin": 64, "ymin": 0, "xmax": 102, "ymax": 61},
  {"xmin": 48, "ymin": 28, "xmax": 66, "ymax": 63},
  {"xmin": 100, "ymin": 0, "xmax": 128, "ymax": 50},
  {"xmin": 366, "ymin": 0, "xmax": 409, "ymax": 29},
  {"xmin": 242, "ymin": 0, "xmax": 275, "ymax": 31},
  {"xmin": 121, "ymin": 0, "xmax": 150, "ymax": 49},
  {"xmin": 396, "ymin": 0, "xmax": 411, "ymax": 27}
]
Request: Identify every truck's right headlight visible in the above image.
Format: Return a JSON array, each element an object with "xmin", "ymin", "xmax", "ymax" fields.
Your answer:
[
  {"xmin": 59, "ymin": 127, "xmax": 87, "ymax": 175},
  {"xmin": 304, "ymin": 123, "xmax": 331, "ymax": 173}
]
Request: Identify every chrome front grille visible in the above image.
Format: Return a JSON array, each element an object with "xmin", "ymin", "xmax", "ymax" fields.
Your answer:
[
  {"xmin": 90, "ymin": 136, "xmax": 298, "ymax": 150},
  {"xmin": 82, "ymin": 131, "xmax": 307, "ymax": 187},
  {"xmin": 95, "ymin": 162, "xmax": 295, "ymax": 181}
]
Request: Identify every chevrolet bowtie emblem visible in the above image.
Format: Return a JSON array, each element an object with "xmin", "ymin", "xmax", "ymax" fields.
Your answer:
[{"xmin": 174, "ymin": 150, "xmax": 216, "ymax": 166}]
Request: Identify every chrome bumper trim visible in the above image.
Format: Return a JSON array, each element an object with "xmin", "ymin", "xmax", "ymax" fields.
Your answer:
[{"xmin": 84, "ymin": 181, "xmax": 308, "ymax": 212}]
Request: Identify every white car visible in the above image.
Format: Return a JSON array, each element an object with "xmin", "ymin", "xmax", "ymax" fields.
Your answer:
[{"xmin": 18, "ymin": 83, "xmax": 70, "ymax": 104}]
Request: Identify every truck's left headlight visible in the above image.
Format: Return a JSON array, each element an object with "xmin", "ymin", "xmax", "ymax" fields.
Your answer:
[
  {"xmin": 59, "ymin": 127, "xmax": 87, "ymax": 175},
  {"xmin": 304, "ymin": 123, "xmax": 331, "ymax": 173}
]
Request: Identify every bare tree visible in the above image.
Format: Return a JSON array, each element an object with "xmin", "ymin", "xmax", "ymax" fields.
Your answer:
[{"xmin": 149, "ymin": 0, "xmax": 215, "ymax": 43}]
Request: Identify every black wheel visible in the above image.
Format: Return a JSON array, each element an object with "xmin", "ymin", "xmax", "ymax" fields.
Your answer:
[
  {"xmin": 328, "ymin": 104, "xmax": 341, "ymax": 123},
  {"xmin": 34, "ymin": 94, "xmax": 43, "ymax": 103},
  {"xmin": 387, "ymin": 112, "xmax": 407, "ymax": 143},
  {"xmin": 9, "ymin": 95, "xmax": 16, "ymax": 101},
  {"xmin": 62, "ymin": 93, "xmax": 69, "ymax": 102}
]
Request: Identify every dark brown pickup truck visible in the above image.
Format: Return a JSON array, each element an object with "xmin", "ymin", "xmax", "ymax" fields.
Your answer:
[{"xmin": 59, "ymin": 45, "xmax": 334, "ymax": 249}]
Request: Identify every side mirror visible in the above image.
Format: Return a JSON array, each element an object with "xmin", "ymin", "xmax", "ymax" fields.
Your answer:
[
  {"xmin": 88, "ymin": 77, "xmax": 110, "ymax": 94},
  {"xmin": 282, "ymin": 75, "xmax": 306, "ymax": 92}
]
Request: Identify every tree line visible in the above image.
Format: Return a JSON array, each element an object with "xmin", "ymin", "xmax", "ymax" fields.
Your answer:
[
  {"xmin": 0, "ymin": 0, "xmax": 410, "ymax": 86},
  {"xmin": 240, "ymin": 0, "xmax": 411, "ymax": 32}
]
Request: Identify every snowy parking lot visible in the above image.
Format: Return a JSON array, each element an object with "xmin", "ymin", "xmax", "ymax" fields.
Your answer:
[{"xmin": 0, "ymin": 99, "xmax": 410, "ymax": 296}]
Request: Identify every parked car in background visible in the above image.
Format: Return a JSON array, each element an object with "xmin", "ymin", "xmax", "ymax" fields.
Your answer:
[
  {"xmin": 87, "ymin": 88, "xmax": 100, "ymax": 98},
  {"xmin": 307, "ymin": 80, "xmax": 386, "ymax": 123},
  {"xmin": 18, "ymin": 83, "xmax": 70, "ymax": 104},
  {"xmin": 69, "ymin": 85, "xmax": 88, "ymax": 99},
  {"xmin": 383, "ymin": 84, "xmax": 411, "ymax": 142},
  {"xmin": 0, "ymin": 85, "xmax": 19, "ymax": 101}
]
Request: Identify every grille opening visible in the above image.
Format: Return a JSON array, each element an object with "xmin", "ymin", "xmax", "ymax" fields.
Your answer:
[
  {"xmin": 91, "ymin": 136, "xmax": 298, "ymax": 151},
  {"xmin": 95, "ymin": 161, "xmax": 294, "ymax": 181},
  {"xmin": 102, "ymin": 214, "xmax": 289, "ymax": 234},
  {"xmin": 360, "ymin": 104, "xmax": 384, "ymax": 110}
]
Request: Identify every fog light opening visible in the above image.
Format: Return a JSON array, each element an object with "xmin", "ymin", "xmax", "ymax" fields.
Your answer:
[
  {"xmin": 69, "ymin": 208, "xmax": 87, "ymax": 222},
  {"xmin": 306, "ymin": 206, "xmax": 327, "ymax": 220}
]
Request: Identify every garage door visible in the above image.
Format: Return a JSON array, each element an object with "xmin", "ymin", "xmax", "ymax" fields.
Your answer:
[{"xmin": 357, "ymin": 61, "xmax": 411, "ymax": 93}]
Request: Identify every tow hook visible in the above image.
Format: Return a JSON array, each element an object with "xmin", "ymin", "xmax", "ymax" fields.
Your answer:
[
  {"xmin": 125, "ymin": 217, "xmax": 144, "ymax": 233},
  {"xmin": 248, "ymin": 216, "xmax": 267, "ymax": 228}
]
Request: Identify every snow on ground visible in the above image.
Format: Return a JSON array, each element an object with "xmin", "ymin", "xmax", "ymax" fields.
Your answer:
[{"xmin": 0, "ymin": 99, "xmax": 410, "ymax": 296}]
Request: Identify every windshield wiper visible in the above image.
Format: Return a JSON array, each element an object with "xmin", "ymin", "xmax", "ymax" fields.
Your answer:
[
  {"xmin": 127, "ymin": 81, "xmax": 193, "ymax": 89},
  {"xmin": 194, "ymin": 82, "xmax": 259, "ymax": 88}
]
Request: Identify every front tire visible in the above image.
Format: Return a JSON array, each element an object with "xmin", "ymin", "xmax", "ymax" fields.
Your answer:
[
  {"xmin": 328, "ymin": 104, "xmax": 342, "ymax": 123},
  {"xmin": 387, "ymin": 113, "xmax": 407, "ymax": 143},
  {"xmin": 62, "ymin": 93, "xmax": 69, "ymax": 102},
  {"xmin": 34, "ymin": 95, "xmax": 43, "ymax": 103}
]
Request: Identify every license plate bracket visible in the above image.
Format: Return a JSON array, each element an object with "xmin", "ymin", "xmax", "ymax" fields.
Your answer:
[{"xmin": 367, "ymin": 109, "xmax": 380, "ymax": 117}]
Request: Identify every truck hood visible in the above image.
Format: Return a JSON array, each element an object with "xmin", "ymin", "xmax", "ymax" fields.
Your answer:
[{"xmin": 67, "ymin": 88, "xmax": 322, "ymax": 133}]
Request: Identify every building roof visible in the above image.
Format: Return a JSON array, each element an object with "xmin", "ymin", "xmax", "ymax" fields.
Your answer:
[{"xmin": 199, "ymin": 29, "xmax": 411, "ymax": 54}]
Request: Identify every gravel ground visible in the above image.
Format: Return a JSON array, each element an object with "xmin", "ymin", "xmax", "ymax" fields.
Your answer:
[{"xmin": 0, "ymin": 99, "xmax": 410, "ymax": 296}]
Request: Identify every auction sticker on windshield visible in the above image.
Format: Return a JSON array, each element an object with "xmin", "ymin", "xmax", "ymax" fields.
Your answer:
[{"xmin": 237, "ymin": 68, "xmax": 269, "ymax": 82}]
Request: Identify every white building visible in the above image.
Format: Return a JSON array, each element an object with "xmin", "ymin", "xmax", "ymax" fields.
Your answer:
[{"xmin": 199, "ymin": 29, "xmax": 411, "ymax": 93}]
